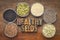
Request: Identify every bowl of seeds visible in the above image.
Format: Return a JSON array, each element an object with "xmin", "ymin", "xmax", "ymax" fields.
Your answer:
[
  {"xmin": 16, "ymin": 2, "xmax": 30, "ymax": 17},
  {"xmin": 31, "ymin": 3, "xmax": 44, "ymax": 17},
  {"xmin": 3, "ymin": 8, "xmax": 17, "ymax": 22},
  {"xmin": 42, "ymin": 24, "xmax": 56, "ymax": 38},
  {"xmin": 4, "ymin": 22, "xmax": 18, "ymax": 38}
]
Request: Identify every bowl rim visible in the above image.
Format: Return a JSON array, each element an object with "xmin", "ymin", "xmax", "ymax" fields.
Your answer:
[
  {"xmin": 16, "ymin": 2, "xmax": 30, "ymax": 17},
  {"xmin": 3, "ymin": 8, "xmax": 17, "ymax": 23},
  {"xmin": 4, "ymin": 22, "xmax": 18, "ymax": 38},
  {"xmin": 31, "ymin": 2, "xmax": 44, "ymax": 17},
  {"xmin": 42, "ymin": 24, "xmax": 56, "ymax": 38}
]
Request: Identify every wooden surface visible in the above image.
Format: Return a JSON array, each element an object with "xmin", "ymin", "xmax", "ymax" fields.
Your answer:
[{"xmin": 0, "ymin": 0, "xmax": 60, "ymax": 40}]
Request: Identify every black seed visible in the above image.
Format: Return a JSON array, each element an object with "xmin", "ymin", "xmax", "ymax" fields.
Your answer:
[{"xmin": 3, "ymin": 9, "xmax": 17, "ymax": 22}]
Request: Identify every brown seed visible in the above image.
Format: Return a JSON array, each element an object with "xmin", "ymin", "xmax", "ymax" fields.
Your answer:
[{"xmin": 4, "ymin": 22, "xmax": 18, "ymax": 38}]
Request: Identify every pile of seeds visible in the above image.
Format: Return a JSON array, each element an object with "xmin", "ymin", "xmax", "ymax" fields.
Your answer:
[
  {"xmin": 4, "ymin": 23, "xmax": 18, "ymax": 38},
  {"xmin": 16, "ymin": 2, "xmax": 29, "ymax": 17},
  {"xmin": 43, "ymin": 7, "xmax": 57, "ymax": 23},
  {"xmin": 31, "ymin": 3, "xmax": 44, "ymax": 17},
  {"xmin": 3, "ymin": 9, "xmax": 17, "ymax": 22},
  {"xmin": 42, "ymin": 24, "xmax": 56, "ymax": 38}
]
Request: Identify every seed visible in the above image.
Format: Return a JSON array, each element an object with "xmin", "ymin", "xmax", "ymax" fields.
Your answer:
[
  {"xmin": 16, "ymin": 2, "xmax": 29, "ymax": 17},
  {"xmin": 3, "ymin": 9, "xmax": 17, "ymax": 22},
  {"xmin": 42, "ymin": 24, "xmax": 56, "ymax": 38},
  {"xmin": 31, "ymin": 3, "xmax": 44, "ymax": 17},
  {"xmin": 43, "ymin": 7, "xmax": 57, "ymax": 23},
  {"xmin": 4, "ymin": 22, "xmax": 18, "ymax": 38}
]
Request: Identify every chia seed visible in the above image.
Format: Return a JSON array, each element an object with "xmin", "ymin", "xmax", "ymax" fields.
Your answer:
[{"xmin": 3, "ymin": 9, "xmax": 17, "ymax": 22}]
